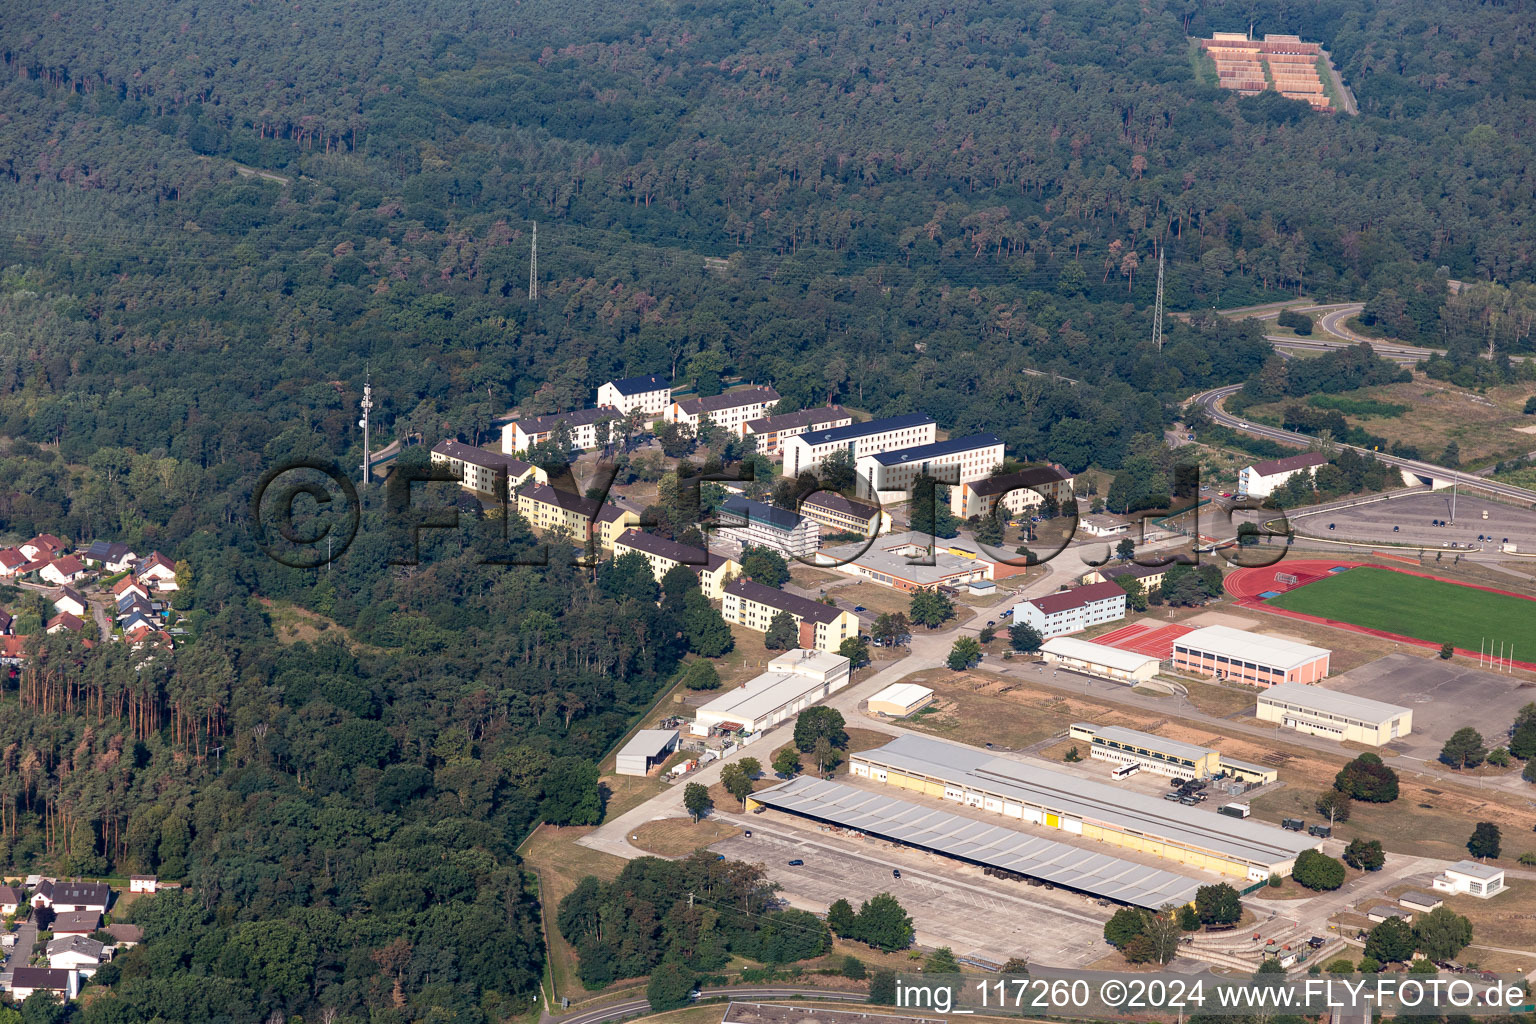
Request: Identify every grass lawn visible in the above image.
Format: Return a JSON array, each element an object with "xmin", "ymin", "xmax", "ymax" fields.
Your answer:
[
  {"xmin": 520, "ymin": 825, "xmax": 629, "ymax": 1003},
  {"xmin": 1267, "ymin": 566, "xmax": 1536, "ymax": 652},
  {"xmin": 632, "ymin": 817, "xmax": 740, "ymax": 857}
]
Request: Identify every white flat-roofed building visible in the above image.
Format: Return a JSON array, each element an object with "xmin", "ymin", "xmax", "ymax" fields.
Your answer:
[
  {"xmin": 1040, "ymin": 636, "xmax": 1160, "ymax": 683},
  {"xmin": 1238, "ymin": 452, "xmax": 1329, "ymax": 497},
  {"xmin": 692, "ymin": 649, "xmax": 851, "ymax": 735},
  {"xmin": 782, "ymin": 413, "xmax": 937, "ymax": 477},
  {"xmin": 1256, "ymin": 682, "xmax": 1411, "ymax": 745},
  {"xmin": 615, "ymin": 729, "xmax": 680, "ymax": 776},
  {"xmin": 717, "ymin": 496, "xmax": 819, "ymax": 558},
  {"xmin": 670, "ymin": 386, "xmax": 780, "ymax": 435},
  {"xmin": 503, "ymin": 406, "xmax": 619, "ymax": 453},
  {"xmin": 867, "ymin": 682, "xmax": 935, "ymax": 717},
  {"xmin": 856, "ymin": 433, "xmax": 1005, "ymax": 514},
  {"xmin": 597, "ymin": 375, "xmax": 672, "ymax": 421},
  {"xmin": 1013, "ymin": 582, "xmax": 1126, "ymax": 637},
  {"xmin": 431, "ymin": 440, "xmax": 541, "ymax": 497},
  {"xmin": 1174, "ymin": 625, "xmax": 1331, "ymax": 687},
  {"xmin": 817, "ymin": 532, "xmax": 993, "ymax": 592},
  {"xmin": 1432, "ymin": 860, "xmax": 1506, "ymax": 899},
  {"xmin": 745, "ymin": 407, "xmax": 853, "ymax": 455},
  {"xmin": 959, "ymin": 465, "xmax": 1074, "ymax": 519}
]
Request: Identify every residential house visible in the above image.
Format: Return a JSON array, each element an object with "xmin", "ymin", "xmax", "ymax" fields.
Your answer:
[
  {"xmin": 121, "ymin": 613, "xmax": 155, "ymax": 638},
  {"xmin": 47, "ymin": 612, "xmax": 86, "ymax": 634},
  {"xmin": 129, "ymin": 876, "xmax": 159, "ymax": 894},
  {"xmin": 50, "ymin": 881, "xmax": 110, "ymax": 914},
  {"xmin": 717, "ymin": 496, "xmax": 819, "ymax": 558},
  {"xmin": 7, "ymin": 967, "xmax": 80, "ymax": 1002},
  {"xmin": 612, "ymin": 529, "xmax": 741, "ymax": 600},
  {"xmin": 515, "ymin": 484, "xmax": 639, "ymax": 552},
  {"xmin": 781, "ymin": 413, "xmax": 937, "ymax": 477},
  {"xmin": 720, "ymin": 578, "xmax": 856, "ymax": 653},
  {"xmin": 0, "ymin": 609, "xmax": 12, "ymax": 635},
  {"xmin": 502, "ymin": 406, "xmax": 619, "ymax": 453},
  {"xmin": 40, "ymin": 556, "xmax": 88, "ymax": 586},
  {"xmin": 597, "ymin": 374, "xmax": 672, "ymax": 422},
  {"xmin": 104, "ymin": 923, "xmax": 143, "ymax": 948},
  {"xmin": 0, "ymin": 635, "xmax": 27, "ymax": 665},
  {"xmin": 55, "ymin": 586, "xmax": 88, "ymax": 618},
  {"xmin": 113, "ymin": 577, "xmax": 150, "ymax": 603},
  {"xmin": 855, "ymin": 433, "xmax": 1005, "ymax": 514},
  {"xmin": 430, "ymin": 439, "xmax": 541, "ymax": 497},
  {"xmin": 0, "ymin": 547, "xmax": 28, "ymax": 577},
  {"xmin": 50, "ymin": 910, "xmax": 103, "ymax": 938},
  {"xmin": 30, "ymin": 879, "xmax": 54, "ymax": 908},
  {"xmin": 743, "ymin": 406, "xmax": 852, "ymax": 456},
  {"xmin": 82, "ymin": 541, "xmax": 138, "ymax": 572},
  {"xmin": 958, "ymin": 465, "xmax": 1075, "ymax": 519},
  {"xmin": 0, "ymin": 883, "xmax": 23, "ymax": 915},
  {"xmin": 47, "ymin": 935, "xmax": 106, "ymax": 976},
  {"xmin": 117, "ymin": 592, "xmax": 155, "ymax": 621},
  {"xmin": 20, "ymin": 534, "xmax": 66, "ymax": 562},
  {"xmin": 1079, "ymin": 561, "xmax": 1175, "ymax": 596},
  {"xmin": 670, "ymin": 386, "xmax": 781, "ymax": 436},
  {"xmin": 136, "ymin": 552, "xmax": 178, "ymax": 591}
]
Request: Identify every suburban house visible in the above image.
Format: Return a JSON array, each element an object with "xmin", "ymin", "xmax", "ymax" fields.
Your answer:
[
  {"xmin": 1, "ymin": 636, "xmax": 27, "ymax": 665},
  {"xmin": 129, "ymin": 876, "xmax": 159, "ymax": 894},
  {"xmin": 743, "ymin": 407, "xmax": 852, "ymax": 456},
  {"xmin": 20, "ymin": 534, "xmax": 66, "ymax": 562},
  {"xmin": 716, "ymin": 496, "xmax": 819, "ymax": 558},
  {"xmin": 81, "ymin": 541, "xmax": 137, "ymax": 572},
  {"xmin": 47, "ymin": 612, "xmax": 86, "ymax": 634},
  {"xmin": 782, "ymin": 413, "xmax": 937, "ymax": 477},
  {"xmin": 597, "ymin": 374, "xmax": 672, "ymax": 421},
  {"xmin": 958, "ymin": 465, "xmax": 1075, "ymax": 519},
  {"xmin": 430, "ymin": 439, "xmax": 541, "ymax": 497},
  {"xmin": 0, "ymin": 609, "xmax": 12, "ymax": 635},
  {"xmin": 1012, "ymin": 581, "xmax": 1128, "ymax": 637},
  {"xmin": 40, "ymin": 556, "xmax": 88, "ymax": 586},
  {"xmin": 0, "ymin": 883, "xmax": 23, "ymax": 915},
  {"xmin": 669, "ymin": 386, "xmax": 781, "ymax": 436},
  {"xmin": 47, "ymin": 935, "xmax": 106, "ymax": 975},
  {"xmin": 855, "ymin": 433, "xmax": 1005, "ymax": 513},
  {"xmin": 50, "ymin": 881, "xmax": 111, "ymax": 914},
  {"xmin": 612, "ymin": 529, "xmax": 741, "ymax": 600},
  {"xmin": 1238, "ymin": 452, "xmax": 1330, "ymax": 497},
  {"xmin": 117, "ymin": 591, "xmax": 155, "ymax": 620},
  {"xmin": 798, "ymin": 491, "xmax": 890, "ymax": 538},
  {"xmin": 55, "ymin": 586, "xmax": 88, "ymax": 618},
  {"xmin": 0, "ymin": 547, "xmax": 28, "ymax": 576},
  {"xmin": 136, "ymin": 552, "xmax": 178, "ymax": 591},
  {"xmin": 720, "ymin": 577, "xmax": 856, "ymax": 653},
  {"xmin": 114, "ymin": 577, "xmax": 150, "ymax": 603},
  {"xmin": 515, "ymin": 484, "xmax": 640, "ymax": 552},
  {"xmin": 8, "ymin": 967, "xmax": 80, "ymax": 1002},
  {"xmin": 502, "ymin": 406, "xmax": 619, "ymax": 453},
  {"xmin": 50, "ymin": 910, "xmax": 104, "ymax": 937},
  {"xmin": 30, "ymin": 879, "xmax": 54, "ymax": 908}
]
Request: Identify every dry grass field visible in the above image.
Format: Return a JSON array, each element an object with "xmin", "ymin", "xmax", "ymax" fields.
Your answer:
[{"xmin": 632, "ymin": 817, "xmax": 741, "ymax": 857}]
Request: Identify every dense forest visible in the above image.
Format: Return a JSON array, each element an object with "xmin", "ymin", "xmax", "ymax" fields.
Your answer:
[{"xmin": 0, "ymin": 0, "xmax": 1533, "ymax": 1019}]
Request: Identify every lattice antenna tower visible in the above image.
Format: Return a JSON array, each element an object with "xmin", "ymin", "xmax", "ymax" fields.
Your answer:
[
  {"xmin": 359, "ymin": 371, "xmax": 374, "ymax": 488},
  {"xmin": 528, "ymin": 221, "xmax": 538, "ymax": 302},
  {"xmin": 1152, "ymin": 248, "xmax": 1166, "ymax": 351}
]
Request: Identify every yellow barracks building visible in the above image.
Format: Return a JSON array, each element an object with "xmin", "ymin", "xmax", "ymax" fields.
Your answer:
[{"xmin": 849, "ymin": 734, "xmax": 1315, "ymax": 882}]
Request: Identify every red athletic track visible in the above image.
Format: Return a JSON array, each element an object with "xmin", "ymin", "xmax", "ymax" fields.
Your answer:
[
  {"xmin": 1092, "ymin": 621, "xmax": 1194, "ymax": 660},
  {"xmin": 1224, "ymin": 559, "xmax": 1536, "ymax": 671}
]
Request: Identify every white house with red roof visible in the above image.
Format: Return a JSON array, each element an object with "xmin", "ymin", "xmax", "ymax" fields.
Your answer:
[
  {"xmin": 20, "ymin": 534, "xmax": 66, "ymax": 562},
  {"xmin": 113, "ymin": 577, "xmax": 150, "ymax": 601},
  {"xmin": 40, "ymin": 556, "xmax": 88, "ymax": 586},
  {"xmin": 0, "ymin": 547, "xmax": 27, "ymax": 577},
  {"xmin": 47, "ymin": 612, "xmax": 87, "ymax": 634},
  {"xmin": 54, "ymin": 586, "xmax": 88, "ymax": 618},
  {"xmin": 136, "ymin": 552, "xmax": 178, "ymax": 591}
]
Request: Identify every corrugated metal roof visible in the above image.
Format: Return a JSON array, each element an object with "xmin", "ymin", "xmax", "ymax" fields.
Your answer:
[{"xmin": 751, "ymin": 776, "xmax": 1204, "ymax": 910}]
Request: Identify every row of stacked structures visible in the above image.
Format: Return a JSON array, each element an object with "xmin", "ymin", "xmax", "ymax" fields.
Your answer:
[{"xmin": 1200, "ymin": 33, "xmax": 1333, "ymax": 111}]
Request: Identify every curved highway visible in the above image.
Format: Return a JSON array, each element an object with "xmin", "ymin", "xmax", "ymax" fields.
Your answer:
[
  {"xmin": 555, "ymin": 987, "xmax": 866, "ymax": 1024},
  {"xmin": 1189, "ymin": 384, "xmax": 1536, "ymax": 505}
]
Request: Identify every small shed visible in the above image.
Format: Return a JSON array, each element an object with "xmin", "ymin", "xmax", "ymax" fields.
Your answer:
[
  {"xmin": 615, "ymin": 729, "xmax": 680, "ymax": 777},
  {"xmin": 1398, "ymin": 889, "xmax": 1442, "ymax": 912}
]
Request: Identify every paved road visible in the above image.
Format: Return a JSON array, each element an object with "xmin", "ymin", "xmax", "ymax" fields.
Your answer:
[
  {"xmin": 0, "ymin": 917, "xmax": 39, "ymax": 990},
  {"xmin": 1189, "ymin": 384, "xmax": 1536, "ymax": 505},
  {"xmin": 553, "ymin": 987, "xmax": 864, "ymax": 1024}
]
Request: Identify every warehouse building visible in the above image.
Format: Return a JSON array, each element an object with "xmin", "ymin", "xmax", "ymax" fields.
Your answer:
[
  {"xmin": 1173, "ymin": 625, "xmax": 1331, "ymax": 686},
  {"xmin": 782, "ymin": 413, "xmax": 936, "ymax": 477},
  {"xmin": 958, "ymin": 465, "xmax": 1074, "ymax": 519},
  {"xmin": 717, "ymin": 496, "xmax": 819, "ymax": 558},
  {"xmin": 867, "ymin": 682, "xmax": 935, "ymax": 717},
  {"xmin": 615, "ymin": 729, "xmax": 680, "ymax": 776},
  {"xmin": 1040, "ymin": 636, "xmax": 1160, "ymax": 684},
  {"xmin": 848, "ymin": 733, "xmax": 1317, "ymax": 880},
  {"xmin": 1256, "ymin": 682, "xmax": 1412, "ymax": 745},
  {"xmin": 613, "ymin": 529, "xmax": 740, "ymax": 600},
  {"xmin": 1013, "ymin": 582, "xmax": 1126, "ymax": 637},
  {"xmin": 1238, "ymin": 452, "xmax": 1329, "ymax": 498},
  {"xmin": 855, "ymin": 433, "xmax": 1005, "ymax": 513},
  {"xmin": 749, "ymin": 776, "xmax": 1204, "ymax": 910},
  {"xmin": 430, "ymin": 440, "xmax": 541, "ymax": 497},
  {"xmin": 798, "ymin": 491, "xmax": 890, "ymax": 538},
  {"xmin": 819, "ymin": 532, "xmax": 993, "ymax": 592},
  {"xmin": 1067, "ymin": 723, "xmax": 1279, "ymax": 785},
  {"xmin": 744, "ymin": 407, "xmax": 853, "ymax": 456},
  {"xmin": 691, "ymin": 649, "xmax": 850, "ymax": 735},
  {"xmin": 721, "ymin": 578, "xmax": 857, "ymax": 653}
]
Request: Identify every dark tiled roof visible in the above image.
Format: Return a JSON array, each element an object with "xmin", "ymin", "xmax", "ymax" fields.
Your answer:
[
  {"xmin": 514, "ymin": 406, "xmax": 617, "ymax": 434},
  {"xmin": 52, "ymin": 881, "xmax": 110, "ymax": 906},
  {"xmin": 606, "ymin": 374, "xmax": 671, "ymax": 396},
  {"xmin": 719, "ymin": 496, "xmax": 805, "ymax": 534},
  {"xmin": 800, "ymin": 491, "xmax": 882, "ymax": 524},
  {"xmin": 967, "ymin": 465, "xmax": 1072, "ymax": 496},
  {"xmin": 1024, "ymin": 581, "xmax": 1127, "ymax": 615},
  {"xmin": 724, "ymin": 578, "xmax": 843, "ymax": 624},
  {"xmin": 1100, "ymin": 562, "xmax": 1174, "ymax": 582},
  {"xmin": 797, "ymin": 413, "xmax": 934, "ymax": 448},
  {"xmin": 1249, "ymin": 451, "xmax": 1328, "ymax": 477},
  {"xmin": 744, "ymin": 406, "xmax": 849, "ymax": 433},
  {"xmin": 615, "ymin": 530, "xmax": 729, "ymax": 572},
  {"xmin": 431, "ymin": 439, "xmax": 534, "ymax": 475},
  {"xmin": 9, "ymin": 968, "xmax": 73, "ymax": 991},
  {"xmin": 869, "ymin": 433, "xmax": 1002, "ymax": 467},
  {"xmin": 519, "ymin": 483, "xmax": 604, "ymax": 519},
  {"xmin": 51, "ymin": 910, "xmax": 103, "ymax": 934},
  {"xmin": 674, "ymin": 386, "xmax": 780, "ymax": 417}
]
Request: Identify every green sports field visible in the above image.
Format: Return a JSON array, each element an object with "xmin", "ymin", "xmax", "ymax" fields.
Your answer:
[{"xmin": 1266, "ymin": 566, "xmax": 1536, "ymax": 654}]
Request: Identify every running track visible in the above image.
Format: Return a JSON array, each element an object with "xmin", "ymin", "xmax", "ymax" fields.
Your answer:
[{"xmin": 1093, "ymin": 621, "xmax": 1194, "ymax": 659}]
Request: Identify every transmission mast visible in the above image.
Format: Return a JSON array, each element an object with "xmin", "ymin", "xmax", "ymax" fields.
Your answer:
[
  {"xmin": 359, "ymin": 374, "xmax": 374, "ymax": 488},
  {"xmin": 528, "ymin": 221, "xmax": 538, "ymax": 302},
  {"xmin": 1152, "ymin": 248, "xmax": 1166, "ymax": 351}
]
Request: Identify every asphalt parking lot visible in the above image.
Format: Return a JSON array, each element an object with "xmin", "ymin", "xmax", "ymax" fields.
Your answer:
[
  {"xmin": 1329, "ymin": 653, "xmax": 1536, "ymax": 761},
  {"xmin": 1293, "ymin": 491, "xmax": 1536, "ymax": 554},
  {"xmin": 709, "ymin": 815, "xmax": 1114, "ymax": 967}
]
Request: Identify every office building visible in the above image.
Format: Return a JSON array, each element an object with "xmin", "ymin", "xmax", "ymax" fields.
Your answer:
[
  {"xmin": 503, "ymin": 406, "xmax": 618, "ymax": 453},
  {"xmin": 744, "ymin": 407, "xmax": 853, "ymax": 456},
  {"xmin": 1238, "ymin": 452, "xmax": 1330, "ymax": 498},
  {"xmin": 717, "ymin": 496, "xmax": 819, "ymax": 558},
  {"xmin": 670, "ymin": 386, "xmax": 781, "ymax": 435},
  {"xmin": 959, "ymin": 465, "xmax": 1074, "ymax": 519},
  {"xmin": 798, "ymin": 491, "xmax": 890, "ymax": 537},
  {"xmin": 597, "ymin": 374, "xmax": 672, "ymax": 421},
  {"xmin": 856, "ymin": 433, "xmax": 1005, "ymax": 513},
  {"xmin": 613, "ymin": 529, "xmax": 740, "ymax": 600},
  {"xmin": 430, "ymin": 440, "xmax": 541, "ymax": 497}
]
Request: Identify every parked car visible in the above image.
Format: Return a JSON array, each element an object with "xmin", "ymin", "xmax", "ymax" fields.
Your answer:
[
  {"xmin": 854, "ymin": 605, "xmax": 866, "ymax": 612},
  {"xmin": 892, "ymin": 869, "xmax": 901, "ymax": 879},
  {"xmin": 1393, "ymin": 525, "xmax": 1399, "ymax": 532},
  {"xmin": 744, "ymin": 830, "xmax": 752, "ymax": 837},
  {"xmin": 788, "ymin": 858, "xmax": 804, "ymax": 866},
  {"xmin": 1328, "ymin": 523, "xmax": 1336, "ymax": 530}
]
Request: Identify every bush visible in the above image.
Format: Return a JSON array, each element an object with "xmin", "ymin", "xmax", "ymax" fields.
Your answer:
[
  {"xmin": 1293, "ymin": 850, "xmax": 1347, "ymax": 891},
  {"xmin": 1268, "ymin": 874, "xmax": 1282, "ymax": 888},
  {"xmin": 842, "ymin": 956, "xmax": 866, "ymax": 980}
]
